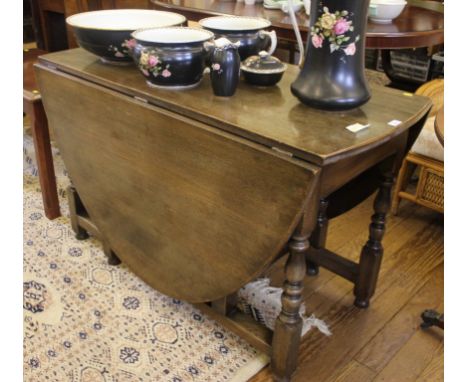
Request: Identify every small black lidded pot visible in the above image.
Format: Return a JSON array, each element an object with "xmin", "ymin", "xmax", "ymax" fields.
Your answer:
[
  {"xmin": 241, "ymin": 51, "xmax": 287, "ymax": 87},
  {"xmin": 209, "ymin": 38, "xmax": 241, "ymax": 97}
]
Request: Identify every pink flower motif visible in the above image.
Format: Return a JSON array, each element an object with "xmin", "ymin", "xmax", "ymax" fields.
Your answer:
[
  {"xmin": 212, "ymin": 63, "xmax": 221, "ymax": 71},
  {"xmin": 114, "ymin": 51, "xmax": 125, "ymax": 58},
  {"xmin": 125, "ymin": 39, "xmax": 136, "ymax": 49},
  {"xmin": 141, "ymin": 68, "xmax": 149, "ymax": 76},
  {"xmin": 344, "ymin": 43, "xmax": 356, "ymax": 56},
  {"xmin": 334, "ymin": 18, "xmax": 350, "ymax": 35},
  {"xmin": 312, "ymin": 34, "xmax": 323, "ymax": 49},
  {"xmin": 148, "ymin": 55, "xmax": 159, "ymax": 67},
  {"xmin": 161, "ymin": 69, "xmax": 171, "ymax": 78}
]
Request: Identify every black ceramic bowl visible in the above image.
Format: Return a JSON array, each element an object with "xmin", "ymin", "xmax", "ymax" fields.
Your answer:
[
  {"xmin": 198, "ymin": 16, "xmax": 277, "ymax": 60},
  {"xmin": 132, "ymin": 27, "xmax": 214, "ymax": 89},
  {"xmin": 66, "ymin": 9, "xmax": 186, "ymax": 65}
]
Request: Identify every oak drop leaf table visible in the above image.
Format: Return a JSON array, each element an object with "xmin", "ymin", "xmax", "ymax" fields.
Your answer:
[{"xmin": 36, "ymin": 48, "xmax": 431, "ymax": 381}]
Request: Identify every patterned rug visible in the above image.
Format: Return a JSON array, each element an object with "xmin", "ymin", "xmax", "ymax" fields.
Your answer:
[{"xmin": 23, "ymin": 133, "xmax": 269, "ymax": 382}]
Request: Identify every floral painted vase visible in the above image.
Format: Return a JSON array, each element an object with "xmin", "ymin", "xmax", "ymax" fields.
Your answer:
[{"xmin": 291, "ymin": 0, "xmax": 371, "ymax": 110}]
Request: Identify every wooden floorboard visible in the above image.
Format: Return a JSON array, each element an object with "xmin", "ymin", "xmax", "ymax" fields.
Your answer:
[
  {"xmin": 250, "ymin": 195, "xmax": 444, "ymax": 382},
  {"xmin": 414, "ymin": 341, "xmax": 444, "ymax": 382},
  {"xmin": 333, "ymin": 360, "xmax": 377, "ymax": 382},
  {"xmin": 355, "ymin": 265, "xmax": 444, "ymax": 373},
  {"xmin": 373, "ymin": 305, "xmax": 444, "ymax": 382}
]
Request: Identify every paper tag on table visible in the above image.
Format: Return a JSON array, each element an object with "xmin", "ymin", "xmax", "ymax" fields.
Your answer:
[
  {"xmin": 346, "ymin": 123, "xmax": 370, "ymax": 133},
  {"xmin": 388, "ymin": 120, "xmax": 402, "ymax": 127}
]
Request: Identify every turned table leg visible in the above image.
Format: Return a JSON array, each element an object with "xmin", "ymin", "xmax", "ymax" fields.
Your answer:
[
  {"xmin": 306, "ymin": 198, "xmax": 329, "ymax": 276},
  {"xmin": 354, "ymin": 173, "xmax": 393, "ymax": 308},
  {"xmin": 272, "ymin": 230, "xmax": 309, "ymax": 381}
]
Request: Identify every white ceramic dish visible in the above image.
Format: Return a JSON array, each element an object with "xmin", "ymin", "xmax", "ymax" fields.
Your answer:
[
  {"xmin": 368, "ymin": 0, "xmax": 407, "ymax": 24},
  {"xmin": 132, "ymin": 27, "xmax": 213, "ymax": 44},
  {"xmin": 67, "ymin": 9, "xmax": 186, "ymax": 30},
  {"xmin": 198, "ymin": 15, "xmax": 271, "ymax": 32}
]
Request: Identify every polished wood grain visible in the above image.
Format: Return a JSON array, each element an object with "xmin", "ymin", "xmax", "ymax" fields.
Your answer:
[
  {"xmin": 23, "ymin": 48, "xmax": 60, "ymax": 220},
  {"xmin": 151, "ymin": 0, "xmax": 444, "ymax": 49},
  {"xmin": 38, "ymin": 48, "xmax": 431, "ymax": 167},
  {"xmin": 36, "ymin": 65, "xmax": 319, "ymax": 303}
]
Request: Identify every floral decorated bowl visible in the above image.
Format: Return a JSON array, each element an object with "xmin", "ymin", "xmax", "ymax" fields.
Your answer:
[
  {"xmin": 198, "ymin": 16, "xmax": 277, "ymax": 60},
  {"xmin": 131, "ymin": 27, "xmax": 215, "ymax": 89},
  {"xmin": 66, "ymin": 9, "xmax": 186, "ymax": 65}
]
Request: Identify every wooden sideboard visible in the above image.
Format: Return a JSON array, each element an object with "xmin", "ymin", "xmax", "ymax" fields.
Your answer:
[{"xmin": 36, "ymin": 48, "xmax": 431, "ymax": 381}]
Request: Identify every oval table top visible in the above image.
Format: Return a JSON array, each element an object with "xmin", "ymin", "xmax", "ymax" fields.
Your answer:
[
  {"xmin": 151, "ymin": 0, "xmax": 444, "ymax": 49},
  {"xmin": 38, "ymin": 48, "xmax": 431, "ymax": 167},
  {"xmin": 435, "ymin": 107, "xmax": 444, "ymax": 146}
]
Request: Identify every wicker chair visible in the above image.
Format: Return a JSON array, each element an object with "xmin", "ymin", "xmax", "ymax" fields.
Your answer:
[{"xmin": 391, "ymin": 79, "xmax": 444, "ymax": 214}]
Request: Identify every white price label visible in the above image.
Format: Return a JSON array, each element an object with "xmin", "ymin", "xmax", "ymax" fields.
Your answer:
[
  {"xmin": 346, "ymin": 123, "xmax": 370, "ymax": 133},
  {"xmin": 388, "ymin": 120, "xmax": 402, "ymax": 127}
]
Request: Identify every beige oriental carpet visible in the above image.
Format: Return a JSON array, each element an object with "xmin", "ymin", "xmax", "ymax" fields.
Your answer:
[{"xmin": 23, "ymin": 134, "xmax": 269, "ymax": 382}]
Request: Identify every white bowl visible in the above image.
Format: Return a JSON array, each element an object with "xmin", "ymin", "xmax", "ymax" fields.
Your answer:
[
  {"xmin": 368, "ymin": 0, "xmax": 407, "ymax": 24},
  {"xmin": 199, "ymin": 16, "xmax": 271, "ymax": 32}
]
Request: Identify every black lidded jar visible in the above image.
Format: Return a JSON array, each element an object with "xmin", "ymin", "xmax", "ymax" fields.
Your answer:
[{"xmin": 241, "ymin": 51, "xmax": 287, "ymax": 87}]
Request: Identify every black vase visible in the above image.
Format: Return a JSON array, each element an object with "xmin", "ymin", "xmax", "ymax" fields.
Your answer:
[
  {"xmin": 291, "ymin": 0, "xmax": 371, "ymax": 110},
  {"xmin": 210, "ymin": 44, "xmax": 241, "ymax": 97}
]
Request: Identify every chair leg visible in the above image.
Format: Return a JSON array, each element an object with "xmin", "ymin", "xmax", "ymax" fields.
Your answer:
[
  {"xmin": 27, "ymin": 100, "xmax": 61, "ymax": 219},
  {"xmin": 392, "ymin": 155, "xmax": 419, "ymax": 215},
  {"xmin": 391, "ymin": 155, "xmax": 408, "ymax": 215}
]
